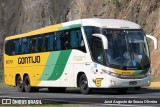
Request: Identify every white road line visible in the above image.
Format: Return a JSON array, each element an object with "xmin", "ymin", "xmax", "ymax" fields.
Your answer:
[{"xmin": 0, "ymin": 96, "xmax": 29, "ymax": 98}]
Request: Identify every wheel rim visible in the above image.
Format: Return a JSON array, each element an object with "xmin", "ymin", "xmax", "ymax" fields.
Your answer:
[
  {"xmin": 25, "ymin": 79, "xmax": 30, "ymax": 91},
  {"xmin": 17, "ymin": 78, "xmax": 22, "ymax": 90},
  {"xmin": 80, "ymin": 79, "xmax": 88, "ymax": 91}
]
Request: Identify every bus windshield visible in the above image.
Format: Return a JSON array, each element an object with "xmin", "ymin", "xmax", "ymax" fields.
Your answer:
[{"xmin": 102, "ymin": 29, "xmax": 150, "ymax": 70}]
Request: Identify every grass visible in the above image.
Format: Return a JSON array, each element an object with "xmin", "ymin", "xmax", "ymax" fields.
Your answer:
[
  {"xmin": 0, "ymin": 70, "xmax": 11, "ymax": 88},
  {"xmin": 151, "ymin": 76, "xmax": 160, "ymax": 82},
  {"xmin": 0, "ymin": 70, "xmax": 4, "ymax": 87}
]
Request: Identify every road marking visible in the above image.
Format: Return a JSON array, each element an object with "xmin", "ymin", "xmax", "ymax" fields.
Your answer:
[{"xmin": 0, "ymin": 96, "xmax": 29, "ymax": 98}]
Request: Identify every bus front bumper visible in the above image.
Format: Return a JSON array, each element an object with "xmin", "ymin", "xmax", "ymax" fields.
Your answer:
[{"xmin": 104, "ymin": 75, "xmax": 151, "ymax": 88}]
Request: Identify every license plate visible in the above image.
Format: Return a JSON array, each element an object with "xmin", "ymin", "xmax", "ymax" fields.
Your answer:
[{"xmin": 129, "ymin": 81, "xmax": 137, "ymax": 85}]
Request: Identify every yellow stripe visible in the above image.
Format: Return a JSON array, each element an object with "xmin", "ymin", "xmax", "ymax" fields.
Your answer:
[
  {"xmin": 112, "ymin": 68, "xmax": 135, "ymax": 76},
  {"xmin": 5, "ymin": 24, "xmax": 62, "ymax": 40}
]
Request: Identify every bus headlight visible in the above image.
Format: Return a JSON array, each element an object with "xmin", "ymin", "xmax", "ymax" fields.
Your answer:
[{"xmin": 145, "ymin": 68, "xmax": 151, "ymax": 76}]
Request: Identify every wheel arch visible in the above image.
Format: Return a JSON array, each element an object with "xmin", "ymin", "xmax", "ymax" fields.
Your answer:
[{"xmin": 15, "ymin": 74, "xmax": 21, "ymax": 86}]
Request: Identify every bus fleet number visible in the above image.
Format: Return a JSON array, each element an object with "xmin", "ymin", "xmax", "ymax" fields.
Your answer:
[{"xmin": 6, "ymin": 60, "xmax": 13, "ymax": 64}]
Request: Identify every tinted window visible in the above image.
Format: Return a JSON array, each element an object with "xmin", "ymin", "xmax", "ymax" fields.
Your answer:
[
  {"xmin": 5, "ymin": 28, "xmax": 86, "ymax": 55},
  {"xmin": 30, "ymin": 37, "xmax": 38, "ymax": 53},
  {"xmin": 70, "ymin": 29, "xmax": 86, "ymax": 52},
  {"xmin": 21, "ymin": 38, "xmax": 29, "ymax": 54},
  {"xmin": 59, "ymin": 30, "xmax": 70, "ymax": 50},
  {"xmin": 92, "ymin": 37, "xmax": 104, "ymax": 64},
  {"xmin": 38, "ymin": 36, "xmax": 43, "ymax": 52},
  {"xmin": 5, "ymin": 40, "xmax": 15, "ymax": 55}
]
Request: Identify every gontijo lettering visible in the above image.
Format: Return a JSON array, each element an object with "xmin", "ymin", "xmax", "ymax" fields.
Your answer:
[{"xmin": 18, "ymin": 56, "xmax": 40, "ymax": 64}]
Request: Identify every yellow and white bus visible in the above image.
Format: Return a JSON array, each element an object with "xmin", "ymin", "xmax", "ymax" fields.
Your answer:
[{"xmin": 4, "ymin": 18, "xmax": 158, "ymax": 94}]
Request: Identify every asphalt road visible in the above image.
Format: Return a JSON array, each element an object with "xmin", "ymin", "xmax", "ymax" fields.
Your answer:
[{"xmin": 0, "ymin": 87, "xmax": 160, "ymax": 107}]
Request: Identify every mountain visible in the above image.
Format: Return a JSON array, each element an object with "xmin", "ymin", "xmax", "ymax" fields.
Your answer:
[{"xmin": 0, "ymin": 0, "xmax": 160, "ymax": 77}]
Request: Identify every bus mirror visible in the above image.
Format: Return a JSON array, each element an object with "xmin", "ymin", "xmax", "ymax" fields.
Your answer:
[
  {"xmin": 92, "ymin": 34, "xmax": 108, "ymax": 49},
  {"xmin": 146, "ymin": 35, "xmax": 158, "ymax": 50}
]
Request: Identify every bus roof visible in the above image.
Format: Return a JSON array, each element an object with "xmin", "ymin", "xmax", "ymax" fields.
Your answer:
[
  {"xmin": 81, "ymin": 18, "xmax": 141, "ymax": 29},
  {"xmin": 5, "ymin": 18, "xmax": 141, "ymax": 40}
]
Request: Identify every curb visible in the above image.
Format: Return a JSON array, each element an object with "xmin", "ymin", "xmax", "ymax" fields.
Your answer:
[{"xmin": 149, "ymin": 82, "xmax": 160, "ymax": 87}]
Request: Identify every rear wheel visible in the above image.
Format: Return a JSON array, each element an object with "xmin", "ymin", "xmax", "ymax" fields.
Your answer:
[
  {"xmin": 48, "ymin": 87, "xmax": 66, "ymax": 93},
  {"xmin": 16, "ymin": 76, "xmax": 24, "ymax": 92},
  {"xmin": 79, "ymin": 74, "xmax": 92, "ymax": 94},
  {"xmin": 24, "ymin": 75, "xmax": 39, "ymax": 92},
  {"xmin": 115, "ymin": 88, "xmax": 128, "ymax": 94}
]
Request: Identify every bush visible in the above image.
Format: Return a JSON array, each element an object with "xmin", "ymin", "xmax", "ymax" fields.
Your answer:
[
  {"xmin": 112, "ymin": 0, "xmax": 120, "ymax": 8},
  {"xmin": 0, "ymin": 71, "xmax": 4, "ymax": 83}
]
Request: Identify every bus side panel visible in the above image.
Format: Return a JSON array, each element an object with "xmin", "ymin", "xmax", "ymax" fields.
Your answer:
[
  {"xmin": 4, "ymin": 52, "xmax": 50, "ymax": 87},
  {"xmin": 38, "ymin": 50, "xmax": 73, "ymax": 87},
  {"xmin": 4, "ymin": 67, "xmax": 16, "ymax": 86}
]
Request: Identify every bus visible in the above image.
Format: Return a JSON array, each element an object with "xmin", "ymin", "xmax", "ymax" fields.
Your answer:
[{"xmin": 4, "ymin": 18, "xmax": 158, "ymax": 94}]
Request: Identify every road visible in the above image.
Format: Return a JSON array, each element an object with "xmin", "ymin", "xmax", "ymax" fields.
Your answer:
[{"xmin": 0, "ymin": 87, "xmax": 160, "ymax": 107}]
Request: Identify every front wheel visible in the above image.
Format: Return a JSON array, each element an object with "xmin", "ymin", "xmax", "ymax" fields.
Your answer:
[{"xmin": 79, "ymin": 74, "xmax": 92, "ymax": 94}]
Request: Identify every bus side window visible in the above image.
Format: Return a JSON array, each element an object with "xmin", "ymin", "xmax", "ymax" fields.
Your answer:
[
  {"xmin": 30, "ymin": 37, "xmax": 38, "ymax": 53},
  {"xmin": 55, "ymin": 32, "xmax": 61, "ymax": 50},
  {"xmin": 21, "ymin": 38, "xmax": 28, "ymax": 54},
  {"xmin": 77, "ymin": 30, "xmax": 86, "ymax": 52},
  {"xmin": 70, "ymin": 29, "xmax": 86, "ymax": 52},
  {"xmin": 48, "ymin": 33, "xmax": 55, "ymax": 51},
  {"xmin": 5, "ymin": 40, "xmax": 15, "ymax": 55},
  {"xmin": 44, "ymin": 35, "xmax": 49, "ymax": 51},
  {"xmin": 38, "ymin": 36, "xmax": 43, "ymax": 52},
  {"xmin": 15, "ymin": 39, "xmax": 20, "ymax": 55},
  {"xmin": 59, "ymin": 30, "xmax": 70, "ymax": 50},
  {"xmin": 70, "ymin": 30, "xmax": 78, "ymax": 48},
  {"xmin": 84, "ymin": 27, "xmax": 92, "ymax": 46}
]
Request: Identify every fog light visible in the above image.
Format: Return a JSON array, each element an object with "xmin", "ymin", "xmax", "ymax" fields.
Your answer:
[{"xmin": 110, "ymin": 80, "xmax": 116, "ymax": 86}]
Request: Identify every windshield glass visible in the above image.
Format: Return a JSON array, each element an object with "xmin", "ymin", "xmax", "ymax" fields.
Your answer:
[{"xmin": 102, "ymin": 29, "xmax": 150, "ymax": 69}]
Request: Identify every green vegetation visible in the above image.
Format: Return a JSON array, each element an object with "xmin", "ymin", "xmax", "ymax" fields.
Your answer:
[
  {"xmin": 0, "ymin": 70, "xmax": 10, "ymax": 88},
  {"xmin": 0, "ymin": 71, "xmax": 3, "ymax": 83},
  {"xmin": 0, "ymin": 70, "xmax": 4, "ymax": 87},
  {"xmin": 147, "ymin": 38, "xmax": 152, "ymax": 47},
  {"xmin": 112, "ymin": 0, "xmax": 120, "ymax": 8},
  {"xmin": 151, "ymin": 76, "xmax": 160, "ymax": 82}
]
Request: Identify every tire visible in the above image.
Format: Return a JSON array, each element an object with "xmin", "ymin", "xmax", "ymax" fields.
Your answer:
[
  {"xmin": 24, "ymin": 75, "xmax": 39, "ymax": 92},
  {"xmin": 79, "ymin": 74, "xmax": 92, "ymax": 94},
  {"xmin": 115, "ymin": 88, "xmax": 128, "ymax": 94},
  {"xmin": 48, "ymin": 87, "xmax": 66, "ymax": 93},
  {"xmin": 16, "ymin": 76, "xmax": 25, "ymax": 92}
]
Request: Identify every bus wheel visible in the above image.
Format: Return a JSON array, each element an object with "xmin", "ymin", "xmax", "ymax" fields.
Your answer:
[
  {"xmin": 48, "ymin": 87, "xmax": 66, "ymax": 93},
  {"xmin": 16, "ymin": 76, "xmax": 24, "ymax": 92},
  {"xmin": 24, "ymin": 75, "xmax": 39, "ymax": 92},
  {"xmin": 115, "ymin": 88, "xmax": 128, "ymax": 94},
  {"xmin": 79, "ymin": 74, "xmax": 92, "ymax": 94}
]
